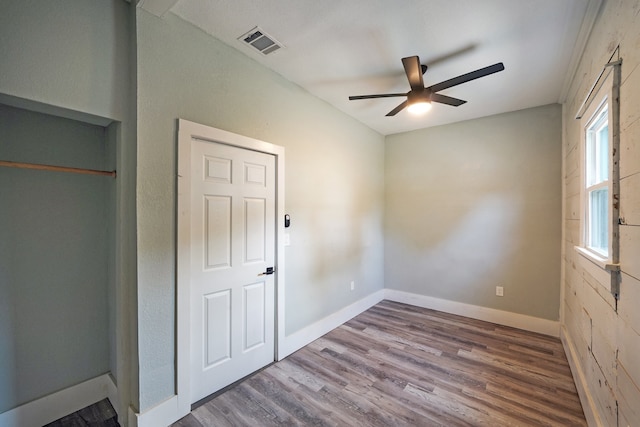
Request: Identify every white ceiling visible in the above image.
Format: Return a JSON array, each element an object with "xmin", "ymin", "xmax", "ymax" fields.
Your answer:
[{"xmin": 162, "ymin": 0, "xmax": 592, "ymax": 136}]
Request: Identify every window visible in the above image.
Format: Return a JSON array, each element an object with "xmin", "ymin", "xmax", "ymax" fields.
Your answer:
[
  {"xmin": 574, "ymin": 59, "xmax": 621, "ymax": 299},
  {"xmin": 575, "ymin": 63, "xmax": 620, "ymax": 271},
  {"xmin": 584, "ymin": 102, "xmax": 609, "ymax": 257}
]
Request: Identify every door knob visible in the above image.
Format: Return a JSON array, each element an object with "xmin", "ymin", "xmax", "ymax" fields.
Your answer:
[{"xmin": 258, "ymin": 267, "xmax": 275, "ymax": 276}]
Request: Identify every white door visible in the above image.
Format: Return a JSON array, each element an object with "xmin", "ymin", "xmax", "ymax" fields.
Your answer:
[{"xmin": 189, "ymin": 140, "xmax": 276, "ymax": 403}]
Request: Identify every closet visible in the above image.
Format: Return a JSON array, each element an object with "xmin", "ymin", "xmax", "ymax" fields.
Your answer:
[{"xmin": 0, "ymin": 103, "xmax": 116, "ymax": 413}]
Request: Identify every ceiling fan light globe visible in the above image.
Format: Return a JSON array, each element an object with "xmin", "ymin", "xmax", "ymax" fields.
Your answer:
[{"xmin": 407, "ymin": 101, "xmax": 432, "ymax": 115}]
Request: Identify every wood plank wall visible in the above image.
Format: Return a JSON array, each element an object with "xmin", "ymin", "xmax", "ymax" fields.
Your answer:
[{"xmin": 561, "ymin": 1, "xmax": 640, "ymax": 426}]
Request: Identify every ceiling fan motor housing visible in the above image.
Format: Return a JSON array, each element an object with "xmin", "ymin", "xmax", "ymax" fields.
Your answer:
[{"xmin": 408, "ymin": 89, "xmax": 431, "ymax": 104}]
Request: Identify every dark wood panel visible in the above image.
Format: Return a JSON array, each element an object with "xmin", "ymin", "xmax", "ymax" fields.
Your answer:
[{"xmin": 174, "ymin": 301, "xmax": 586, "ymax": 426}]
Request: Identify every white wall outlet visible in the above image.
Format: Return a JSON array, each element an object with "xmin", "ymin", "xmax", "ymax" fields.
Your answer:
[
  {"xmin": 283, "ymin": 233, "xmax": 290, "ymax": 246},
  {"xmin": 350, "ymin": 281, "xmax": 355, "ymax": 291},
  {"xmin": 496, "ymin": 286, "xmax": 504, "ymax": 297}
]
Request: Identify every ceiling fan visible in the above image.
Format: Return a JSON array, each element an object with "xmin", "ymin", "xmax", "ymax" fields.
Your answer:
[{"xmin": 349, "ymin": 56, "xmax": 505, "ymax": 116}]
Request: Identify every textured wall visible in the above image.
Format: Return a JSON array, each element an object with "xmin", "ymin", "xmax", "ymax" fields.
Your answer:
[
  {"xmin": 0, "ymin": 0, "xmax": 130, "ymax": 123},
  {"xmin": 385, "ymin": 104, "xmax": 562, "ymax": 320},
  {"xmin": 561, "ymin": 0, "xmax": 640, "ymax": 425},
  {"xmin": 0, "ymin": 105, "xmax": 112, "ymax": 413},
  {"xmin": 136, "ymin": 11, "xmax": 385, "ymax": 410},
  {"xmin": 0, "ymin": 0, "xmax": 137, "ymax": 416}
]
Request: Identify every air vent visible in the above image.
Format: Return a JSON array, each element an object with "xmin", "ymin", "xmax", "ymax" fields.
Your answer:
[{"xmin": 238, "ymin": 27, "xmax": 283, "ymax": 55}]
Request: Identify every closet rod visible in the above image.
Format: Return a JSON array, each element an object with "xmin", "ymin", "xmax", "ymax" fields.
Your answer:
[{"xmin": 0, "ymin": 160, "xmax": 116, "ymax": 178}]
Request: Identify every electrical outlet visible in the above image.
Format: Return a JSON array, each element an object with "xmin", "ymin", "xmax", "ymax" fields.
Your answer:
[
  {"xmin": 496, "ymin": 286, "xmax": 504, "ymax": 297},
  {"xmin": 350, "ymin": 281, "xmax": 355, "ymax": 291}
]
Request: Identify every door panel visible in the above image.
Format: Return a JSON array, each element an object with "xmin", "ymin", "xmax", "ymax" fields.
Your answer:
[
  {"xmin": 244, "ymin": 198, "xmax": 266, "ymax": 263},
  {"xmin": 190, "ymin": 140, "xmax": 276, "ymax": 403},
  {"xmin": 204, "ymin": 156, "xmax": 232, "ymax": 183},
  {"xmin": 244, "ymin": 162, "xmax": 266, "ymax": 186},
  {"xmin": 243, "ymin": 282, "xmax": 266, "ymax": 350},
  {"xmin": 204, "ymin": 290, "xmax": 231, "ymax": 367},
  {"xmin": 204, "ymin": 196, "xmax": 231, "ymax": 269}
]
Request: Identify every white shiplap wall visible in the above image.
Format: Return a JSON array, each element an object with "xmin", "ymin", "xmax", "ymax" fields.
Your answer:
[{"xmin": 561, "ymin": 1, "xmax": 640, "ymax": 426}]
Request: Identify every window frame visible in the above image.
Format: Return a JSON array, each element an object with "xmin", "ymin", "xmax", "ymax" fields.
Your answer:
[
  {"xmin": 575, "ymin": 67, "xmax": 620, "ymax": 272},
  {"xmin": 583, "ymin": 99, "xmax": 611, "ymax": 258}
]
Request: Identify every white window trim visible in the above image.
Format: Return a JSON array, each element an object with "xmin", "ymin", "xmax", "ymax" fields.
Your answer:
[
  {"xmin": 574, "ymin": 62, "xmax": 621, "ymax": 285},
  {"xmin": 583, "ymin": 97, "xmax": 611, "ymax": 259},
  {"xmin": 574, "ymin": 246, "xmax": 619, "ymax": 271}
]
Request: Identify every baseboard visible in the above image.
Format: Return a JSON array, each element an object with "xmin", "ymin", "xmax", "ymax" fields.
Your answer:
[
  {"xmin": 560, "ymin": 326, "xmax": 600, "ymax": 427},
  {"xmin": 278, "ymin": 289, "xmax": 386, "ymax": 359},
  {"xmin": 129, "ymin": 288, "xmax": 564, "ymax": 427},
  {"xmin": 384, "ymin": 289, "xmax": 560, "ymax": 337},
  {"xmin": 131, "ymin": 395, "xmax": 186, "ymax": 427},
  {"xmin": 130, "ymin": 290, "xmax": 386, "ymax": 427},
  {"xmin": 0, "ymin": 373, "xmax": 116, "ymax": 427},
  {"xmin": 106, "ymin": 373, "xmax": 120, "ymax": 422},
  {"xmin": 131, "ymin": 288, "xmax": 561, "ymax": 427}
]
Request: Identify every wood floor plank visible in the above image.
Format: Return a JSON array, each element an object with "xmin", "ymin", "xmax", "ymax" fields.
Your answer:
[
  {"xmin": 171, "ymin": 413, "xmax": 204, "ymax": 427},
  {"xmin": 173, "ymin": 300, "xmax": 586, "ymax": 426}
]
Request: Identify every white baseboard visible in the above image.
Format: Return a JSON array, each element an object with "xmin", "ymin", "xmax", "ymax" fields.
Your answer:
[
  {"xmin": 560, "ymin": 326, "xmax": 600, "ymax": 427},
  {"xmin": 131, "ymin": 395, "xmax": 186, "ymax": 427},
  {"xmin": 130, "ymin": 290, "xmax": 387, "ymax": 427},
  {"xmin": 131, "ymin": 288, "xmax": 563, "ymax": 427},
  {"xmin": 384, "ymin": 289, "xmax": 560, "ymax": 337},
  {"xmin": 106, "ymin": 374, "xmax": 120, "ymax": 422},
  {"xmin": 278, "ymin": 289, "xmax": 386, "ymax": 359},
  {"xmin": 0, "ymin": 373, "xmax": 117, "ymax": 427}
]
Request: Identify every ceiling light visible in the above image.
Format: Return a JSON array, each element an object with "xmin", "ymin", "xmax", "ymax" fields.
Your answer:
[
  {"xmin": 407, "ymin": 100, "xmax": 432, "ymax": 115},
  {"xmin": 406, "ymin": 90, "xmax": 432, "ymax": 115}
]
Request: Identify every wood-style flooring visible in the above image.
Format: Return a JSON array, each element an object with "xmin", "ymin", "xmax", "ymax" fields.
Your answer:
[
  {"xmin": 45, "ymin": 398, "xmax": 119, "ymax": 426},
  {"xmin": 174, "ymin": 300, "xmax": 586, "ymax": 426}
]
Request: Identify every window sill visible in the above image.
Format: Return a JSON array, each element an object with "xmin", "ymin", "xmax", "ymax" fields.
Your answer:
[{"xmin": 574, "ymin": 246, "xmax": 620, "ymax": 272}]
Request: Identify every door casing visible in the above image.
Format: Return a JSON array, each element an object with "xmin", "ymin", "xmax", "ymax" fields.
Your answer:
[{"xmin": 176, "ymin": 119, "xmax": 286, "ymax": 413}]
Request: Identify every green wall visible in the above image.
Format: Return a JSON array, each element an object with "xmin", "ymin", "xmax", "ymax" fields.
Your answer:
[
  {"xmin": 136, "ymin": 11, "xmax": 385, "ymax": 410},
  {"xmin": 0, "ymin": 0, "xmax": 131, "ymax": 122},
  {"xmin": 0, "ymin": 1, "xmax": 580, "ymax": 420},
  {"xmin": 385, "ymin": 104, "xmax": 562, "ymax": 320},
  {"xmin": 0, "ymin": 0, "xmax": 137, "ymax": 416},
  {"xmin": 0, "ymin": 105, "xmax": 113, "ymax": 412}
]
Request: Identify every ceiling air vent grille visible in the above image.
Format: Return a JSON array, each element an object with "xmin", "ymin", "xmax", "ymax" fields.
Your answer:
[{"xmin": 238, "ymin": 27, "xmax": 283, "ymax": 55}]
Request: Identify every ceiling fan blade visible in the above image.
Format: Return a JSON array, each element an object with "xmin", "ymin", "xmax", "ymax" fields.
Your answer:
[
  {"xmin": 386, "ymin": 100, "xmax": 408, "ymax": 116},
  {"xmin": 402, "ymin": 56, "xmax": 424, "ymax": 91},
  {"xmin": 431, "ymin": 93, "xmax": 467, "ymax": 107},
  {"xmin": 349, "ymin": 93, "xmax": 407, "ymax": 100},
  {"xmin": 421, "ymin": 64, "xmax": 428, "ymax": 75},
  {"xmin": 427, "ymin": 62, "xmax": 505, "ymax": 93}
]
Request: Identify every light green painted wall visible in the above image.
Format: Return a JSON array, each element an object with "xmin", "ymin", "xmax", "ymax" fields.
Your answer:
[
  {"xmin": 0, "ymin": 0, "xmax": 131, "ymax": 122},
  {"xmin": 136, "ymin": 11, "xmax": 385, "ymax": 410},
  {"xmin": 105, "ymin": 122, "xmax": 118, "ymax": 382},
  {"xmin": 385, "ymin": 104, "xmax": 562, "ymax": 320},
  {"xmin": 0, "ymin": 105, "xmax": 113, "ymax": 413},
  {"xmin": 0, "ymin": 0, "xmax": 138, "ymax": 415},
  {"xmin": 1, "ymin": 1, "xmax": 592, "ymax": 419}
]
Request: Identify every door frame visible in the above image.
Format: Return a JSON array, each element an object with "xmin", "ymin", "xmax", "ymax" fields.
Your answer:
[{"xmin": 175, "ymin": 119, "xmax": 285, "ymax": 414}]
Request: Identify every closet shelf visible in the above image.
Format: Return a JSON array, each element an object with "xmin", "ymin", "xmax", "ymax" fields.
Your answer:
[{"xmin": 0, "ymin": 160, "xmax": 116, "ymax": 178}]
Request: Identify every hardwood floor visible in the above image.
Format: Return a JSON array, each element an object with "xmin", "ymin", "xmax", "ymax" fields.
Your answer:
[
  {"xmin": 45, "ymin": 398, "xmax": 119, "ymax": 426},
  {"xmin": 174, "ymin": 301, "xmax": 586, "ymax": 426}
]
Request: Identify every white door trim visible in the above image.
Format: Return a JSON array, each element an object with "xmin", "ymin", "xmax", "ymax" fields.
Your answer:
[{"xmin": 176, "ymin": 119, "xmax": 285, "ymax": 417}]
